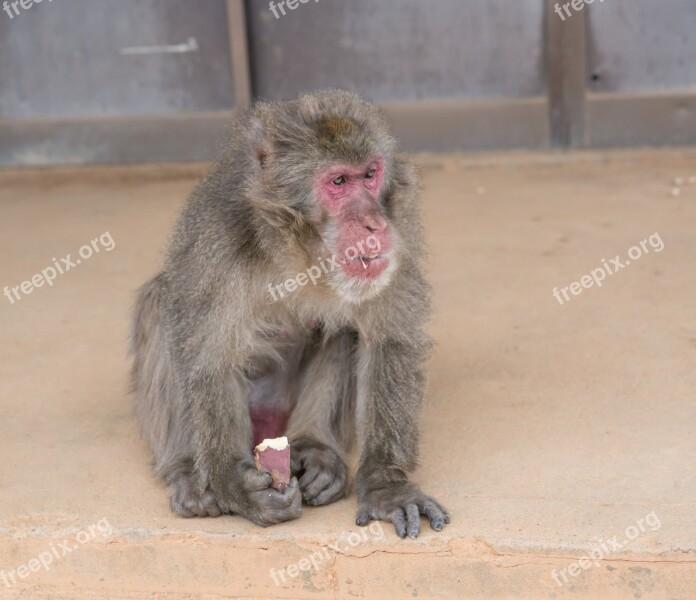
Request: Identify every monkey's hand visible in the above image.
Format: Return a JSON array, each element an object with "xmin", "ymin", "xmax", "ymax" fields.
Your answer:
[
  {"xmin": 355, "ymin": 479, "xmax": 450, "ymax": 539},
  {"xmin": 290, "ymin": 439, "xmax": 349, "ymax": 506},
  {"xmin": 214, "ymin": 461, "xmax": 303, "ymax": 527}
]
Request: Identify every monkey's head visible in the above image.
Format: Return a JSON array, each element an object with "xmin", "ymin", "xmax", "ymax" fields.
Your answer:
[{"xmin": 243, "ymin": 90, "xmax": 403, "ymax": 304}]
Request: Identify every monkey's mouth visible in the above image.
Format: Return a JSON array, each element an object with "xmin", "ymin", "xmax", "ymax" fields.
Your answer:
[
  {"xmin": 342, "ymin": 253, "xmax": 389, "ymax": 279},
  {"xmin": 356, "ymin": 252, "xmax": 381, "ymax": 266}
]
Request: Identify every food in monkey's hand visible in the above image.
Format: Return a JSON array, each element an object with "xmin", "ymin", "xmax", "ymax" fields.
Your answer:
[{"xmin": 254, "ymin": 436, "xmax": 291, "ymax": 491}]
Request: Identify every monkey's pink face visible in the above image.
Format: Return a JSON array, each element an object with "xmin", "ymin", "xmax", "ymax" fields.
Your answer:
[{"xmin": 312, "ymin": 158, "xmax": 397, "ymax": 301}]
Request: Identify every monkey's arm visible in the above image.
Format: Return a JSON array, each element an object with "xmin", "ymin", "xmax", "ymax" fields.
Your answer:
[
  {"xmin": 354, "ymin": 336, "xmax": 450, "ymax": 538},
  {"xmin": 286, "ymin": 331, "xmax": 356, "ymax": 506},
  {"xmin": 174, "ymin": 356, "xmax": 303, "ymax": 526}
]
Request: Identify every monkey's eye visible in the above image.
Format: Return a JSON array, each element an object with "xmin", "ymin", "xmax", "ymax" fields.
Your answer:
[
  {"xmin": 332, "ymin": 175, "xmax": 346, "ymax": 186},
  {"xmin": 365, "ymin": 168, "xmax": 376, "ymax": 179}
]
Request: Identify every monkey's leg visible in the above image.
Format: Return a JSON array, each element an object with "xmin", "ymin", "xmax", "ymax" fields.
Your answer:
[
  {"xmin": 353, "ymin": 337, "xmax": 450, "ymax": 539},
  {"xmin": 286, "ymin": 331, "xmax": 356, "ymax": 506},
  {"xmin": 132, "ymin": 276, "xmax": 222, "ymax": 518}
]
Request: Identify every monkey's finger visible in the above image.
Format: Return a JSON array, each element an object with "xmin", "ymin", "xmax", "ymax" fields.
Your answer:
[
  {"xmin": 261, "ymin": 478, "xmax": 301, "ymax": 509},
  {"xmin": 285, "ymin": 477, "xmax": 302, "ymax": 498},
  {"xmin": 243, "ymin": 469, "xmax": 274, "ymax": 491},
  {"xmin": 283, "ymin": 479, "xmax": 303, "ymax": 513},
  {"xmin": 310, "ymin": 478, "xmax": 347, "ymax": 506},
  {"xmin": 389, "ymin": 509, "xmax": 408, "ymax": 539},
  {"xmin": 251, "ymin": 483, "xmax": 302, "ymax": 525},
  {"xmin": 406, "ymin": 504, "xmax": 421, "ymax": 538},
  {"xmin": 290, "ymin": 454, "xmax": 302, "ymax": 476},
  {"xmin": 421, "ymin": 499, "xmax": 448, "ymax": 531},
  {"xmin": 302, "ymin": 471, "xmax": 334, "ymax": 503},
  {"xmin": 298, "ymin": 465, "xmax": 321, "ymax": 490},
  {"xmin": 261, "ymin": 476, "xmax": 298, "ymax": 498},
  {"xmin": 282, "ymin": 476, "xmax": 300, "ymax": 497}
]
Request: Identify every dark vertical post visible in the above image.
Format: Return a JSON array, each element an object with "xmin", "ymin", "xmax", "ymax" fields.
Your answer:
[
  {"xmin": 546, "ymin": 0, "xmax": 588, "ymax": 147},
  {"xmin": 226, "ymin": 0, "xmax": 252, "ymax": 106}
]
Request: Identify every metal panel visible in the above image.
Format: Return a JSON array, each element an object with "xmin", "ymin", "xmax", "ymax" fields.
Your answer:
[
  {"xmin": 0, "ymin": 0, "xmax": 234, "ymax": 119},
  {"xmin": 587, "ymin": 0, "xmax": 696, "ymax": 93},
  {"xmin": 0, "ymin": 112, "xmax": 235, "ymax": 165},
  {"xmin": 586, "ymin": 92, "xmax": 696, "ymax": 148},
  {"xmin": 247, "ymin": 0, "xmax": 546, "ymax": 102},
  {"xmin": 383, "ymin": 98, "xmax": 549, "ymax": 152}
]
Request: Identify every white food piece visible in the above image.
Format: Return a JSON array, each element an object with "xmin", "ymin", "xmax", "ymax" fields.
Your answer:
[{"xmin": 255, "ymin": 436, "xmax": 289, "ymax": 452}]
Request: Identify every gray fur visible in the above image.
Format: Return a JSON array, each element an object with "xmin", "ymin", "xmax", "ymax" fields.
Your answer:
[{"xmin": 130, "ymin": 90, "xmax": 449, "ymax": 535}]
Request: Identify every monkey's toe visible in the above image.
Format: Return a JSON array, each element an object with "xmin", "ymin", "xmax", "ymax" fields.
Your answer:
[{"xmin": 170, "ymin": 482, "xmax": 223, "ymax": 518}]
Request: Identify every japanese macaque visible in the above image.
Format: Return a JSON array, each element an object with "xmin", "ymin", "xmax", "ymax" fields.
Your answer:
[{"xmin": 131, "ymin": 90, "xmax": 450, "ymax": 537}]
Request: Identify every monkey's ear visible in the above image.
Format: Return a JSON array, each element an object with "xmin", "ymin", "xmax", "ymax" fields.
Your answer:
[
  {"xmin": 254, "ymin": 147, "xmax": 268, "ymax": 170},
  {"xmin": 249, "ymin": 114, "xmax": 273, "ymax": 172}
]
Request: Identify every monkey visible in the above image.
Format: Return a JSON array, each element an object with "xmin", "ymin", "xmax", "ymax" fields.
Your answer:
[{"xmin": 130, "ymin": 90, "xmax": 450, "ymax": 538}]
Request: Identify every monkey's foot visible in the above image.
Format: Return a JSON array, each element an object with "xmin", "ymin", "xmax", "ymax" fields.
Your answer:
[
  {"xmin": 291, "ymin": 439, "xmax": 349, "ymax": 506},
  {"xmin": 170, "ymin": 475, "xmax": 223, "ymax": 518},
  {"xmin": 356, "ymin": 480, "xmax": 450, "ymax": 539}
]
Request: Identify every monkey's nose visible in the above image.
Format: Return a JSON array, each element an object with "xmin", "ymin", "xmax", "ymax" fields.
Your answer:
[{"xmin": 363, "ymin": 213, "xmax": 387, "ymax": 232}]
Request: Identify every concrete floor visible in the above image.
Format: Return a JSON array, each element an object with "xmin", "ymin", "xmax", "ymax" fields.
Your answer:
[{"xmin": 0, "ymin": 149, "xmax": 695, "ymax": 599}]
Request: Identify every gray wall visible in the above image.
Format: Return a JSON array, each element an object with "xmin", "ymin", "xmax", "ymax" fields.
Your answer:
[
  {"xmin": 247, "ymin": 0, "xmax": 545, "ymax": 101},
  {"xmin": 588, "ymin": 0, "xmax": 696, "ymax": 93},
  {"xmin": 0, "ymin": 0, "xmax": 694, "ymax": 165},
  {"xmin": 0, "ymin": 0, "xmax": 235, "ymax": 119}
]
